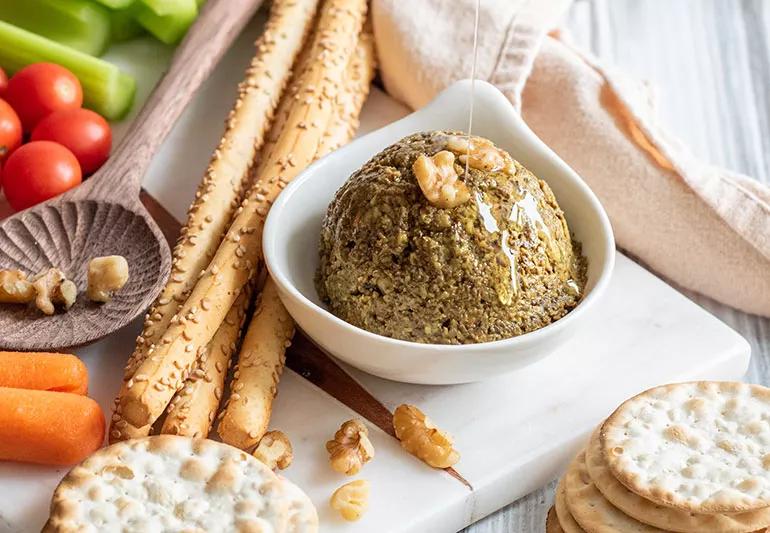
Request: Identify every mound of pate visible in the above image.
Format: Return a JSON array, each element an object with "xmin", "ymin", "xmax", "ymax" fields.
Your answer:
[{"xmin": 316, "ymin": 131, "xmax": 586, "ymax": 345}]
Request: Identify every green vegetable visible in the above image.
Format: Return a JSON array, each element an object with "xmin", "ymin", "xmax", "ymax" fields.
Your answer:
[
  {"xmin": 135, "ymin": 0, "xmax": 197, "ymax": 45},
  {"xmin": 0, "ymin": 0, "xmax": 111, "ymax": 56},
  {"xmin": 92, "ymin": 0, "xmax": 134, "ymax": 8},
  {"xmin": 109, "ymin": 6, "xmax": 144, "ymax": 42},
  {"xmin": 0, "ymin": 21, "xmax": 136, "ymax": 120}
]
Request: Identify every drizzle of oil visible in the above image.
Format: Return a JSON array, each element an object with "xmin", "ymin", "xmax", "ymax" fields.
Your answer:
[
  {"xmin": 474, "ymin": 191, "xmax": 499, "ymax": 233},
  {"xmin": 464, "ymin": 0, "xmax": 482, "ymax": 178},
  {"xmin": 466, "ymin": 0, "xmax": 519, "ymax": 306},
  {"xmin": 499, "ymin": 229, "xmax": 519, "ymax": 304},
  {"xmin": 510, "ymin": 191, "xmax": 549, "ymax": 238},
  {"xmin": 566, "ymin": 278, "xmax": 581, "ymax": 297}
]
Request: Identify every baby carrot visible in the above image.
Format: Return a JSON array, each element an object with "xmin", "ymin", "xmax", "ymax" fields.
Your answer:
[
  {"xmin": 0, "ymin": 351, "xmax": 88, "ymax": 394},
  {"xmin": 0, "ymin": 387, "xmax": 105, "ymax": 465}
]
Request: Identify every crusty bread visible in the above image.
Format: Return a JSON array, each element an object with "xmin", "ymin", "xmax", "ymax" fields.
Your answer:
[
  {"xmin": 564, "ymin": 451, "xmax": 667, "ymax": 533},
  {"xmin": 43, "ymin": 436, "xmax": 318, "ymax": 533},
  {"xmin": 586, "ymin": 427, "xmax": 770, "ymax": 532},
  {"xmin": 601, "ymin": 381, "xmax": 770, "ymax": 513}
]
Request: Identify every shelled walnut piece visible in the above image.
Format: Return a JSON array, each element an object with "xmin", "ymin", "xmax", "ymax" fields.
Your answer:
[
  {"xmin": 444, "ymin": 134, "xmax": 516, "ymax": 174},
  {"xmin": 0, "ymin": 268, "xmax": 76, "ymax": 314},
  {"xmin": 326, "ymin": 419, "xmax": 374, "ymax": 476},
  {"xmin": 330, "ymin": 479, "xmax": 369, "ymax": 521},
  {"xmin": 32, "ymin": 268, "xmax": 77, "ymax": 315},
  {"xmin": 253, "ymin": 430, "xmax": 293, "ymax": 470},
  {"xmin": 393, "ymin": 404, "xmax": 460, "ymax": 469},
  {"xmin": 87, "ymin": 255, "xmax": 129, "ymax": 303},
  {"xmin": 412, "ymin": 150, "xmax": 470, "ymax": 209},
  {"xmin": 0, "ymin": 270, "xmax": 34, "ymax": 303}
]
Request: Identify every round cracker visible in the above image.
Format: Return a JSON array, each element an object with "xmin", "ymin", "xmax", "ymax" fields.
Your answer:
[
  {"xmin": 280, "ymin": 476, "xmax": 319, "ymax": 533},
  {"xmin": 564, "ymin": 451, "xmax": 669, "ymax": 533},
  {"xmin": 546, "ymin": 506, "xmax": 565, "ymax": 533},
  {"xmin": 555, "ymin": 476, "xmax": 585, "ymax": 533},
  {"xmin": 587, "ymin": 427, "xmax": 770, "ymax": 532},
  {"xmin": 602, "ymin": 382, "xmax": 770, "ymax": 513},
  {"xmin": 44, "ymin": 436, "xmax": 290, "ymax": 533}
]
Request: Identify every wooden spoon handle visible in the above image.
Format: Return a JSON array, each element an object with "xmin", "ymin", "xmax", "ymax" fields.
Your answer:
[{"xmin": 74, "ymin": 0, "xmax": 263, "ymax": 202}]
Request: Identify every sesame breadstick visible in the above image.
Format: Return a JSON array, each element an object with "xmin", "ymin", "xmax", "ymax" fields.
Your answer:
[
  {"xmin": 109, "ymin": 0, "xmax": 320, "ymax": 442},
  {"xmin": 120, "ymin": 0, "xmax": 368, "ymax": 428},
  {"xmin": 217, "ymin": 32, "xmax": 375, "ymax": 449},
  {"xmin": 317, "ymin": 30, "xmax": 376, "ymax": 157},
  {"xmin": 258, "ymin": 27, "xmax": 318, "ymax": 163},
  {"xmin": 217, "ymin": 278, "xmax": 294, "ymax": 449},
  {"xmin": 159, "ymin": 286, "xmax": 252, "ymax": 438}
]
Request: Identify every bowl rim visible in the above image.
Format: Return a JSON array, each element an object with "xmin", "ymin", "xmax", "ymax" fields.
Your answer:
[{"xmin": 264, "ymin": 80, "xmax": 616, "ymax": 355}]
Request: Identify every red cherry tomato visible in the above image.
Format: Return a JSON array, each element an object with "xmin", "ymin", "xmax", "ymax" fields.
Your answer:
[
  {"xmin": 32, "ymin": 108, "xmax": 111, "ymax": 175},
  {"xmin": 2, "ymin": 141, "xmax": 82, "ymax": 211},
  {"xmin": 0, "ymin": 98, "xmax": 22, "ymax": 164},
  {"xmin": 0, "ymin": 67, "xmax": 8, "ymax": 98},
  {"xmin": 5, "ymin": 63, "xmax": 83, "ymax": 132}
]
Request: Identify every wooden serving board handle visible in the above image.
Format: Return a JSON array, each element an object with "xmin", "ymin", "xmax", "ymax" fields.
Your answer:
[{"xmin": 70, "ymin": 0, "xmax": 264, "ymax": 203}]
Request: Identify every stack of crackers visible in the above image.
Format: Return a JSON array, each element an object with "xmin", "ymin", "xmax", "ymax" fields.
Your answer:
[{"xmin": 547, "ymin": 381, "xmax": 770, "ymax": 533}]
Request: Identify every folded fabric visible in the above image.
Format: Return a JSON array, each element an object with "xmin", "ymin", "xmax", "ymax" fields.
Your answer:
[{"xmin": 371, "ymin": 0, "xmax": 770, "ymax": 316}]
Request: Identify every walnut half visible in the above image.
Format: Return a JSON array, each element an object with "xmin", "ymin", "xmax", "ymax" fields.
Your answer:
[
  {"xmin": 88, "ymin": 255, "xmax": 129, "ymax": 302},
  {"xmin": 412, "ymin": 150, "xmax": 471, "ymax": 209},
  {"xmin": 0, "ymin": 270, "xmax": 35, "ymax": 303},
  {"xmin": 445, "ymin": 134, "xmax": 515, "ymax": 174},
  {"xmin": 252, "ymin": 430, "xmax": 293, "ymax": 470},
  {"xmin": 393, "ymin": 404, "xmax": 460, "ymax": 469},
  {"xmin": 330, "ymin": 479, "xmax": 369, "ymax": 522},
  {"xmin": 326, "ymin": 419, "xmax": 374, "ymax": 476},
  {"xmin": 32, "ymin": 268, "xmax": 77, "ymax": 315}
]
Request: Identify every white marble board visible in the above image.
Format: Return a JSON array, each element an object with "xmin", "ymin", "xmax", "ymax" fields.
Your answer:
[{"xmin": 0, "ymin": 14, "xmax": 751, "ymax": 533}]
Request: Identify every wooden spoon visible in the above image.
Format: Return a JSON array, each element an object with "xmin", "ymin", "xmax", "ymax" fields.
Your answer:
[{"xmin": 0, "ymin": 0, "xmax": 263, "ymax": 351}]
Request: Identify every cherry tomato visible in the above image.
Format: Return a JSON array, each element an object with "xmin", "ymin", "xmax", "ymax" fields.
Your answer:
[
  {"xmin": 0, "ymin": 98, "xmax": 21, "ymax": 164},
  {"xmin": 2, "ymin": 141, "xmax": 82, "ymax": 211},
  {"xmin": 0, "ymin": 67, "xmax": 7, "ymax": 98},
  {"xmin": 32, "ymin": 108, "xmax": 111, "ymax": 175},
  {"xmin": 5, "ymin": 63, "xmax": 83, "ymax": 132}
]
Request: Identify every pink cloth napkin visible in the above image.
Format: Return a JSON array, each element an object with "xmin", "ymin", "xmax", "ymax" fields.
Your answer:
[{"xmin": 372, "ymin": 0, "xmax": 770, "ymax": 317}]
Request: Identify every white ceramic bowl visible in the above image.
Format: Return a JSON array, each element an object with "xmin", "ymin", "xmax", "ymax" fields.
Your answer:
[{"xmin": 263, "ymin": 80, "xmax": 615, "ymax": 384}]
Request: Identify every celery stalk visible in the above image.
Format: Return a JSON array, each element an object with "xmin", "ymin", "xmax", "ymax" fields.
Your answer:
[
  {"xmin": 135, "ymin": 0, "xmax": 197, "ymax": 45},
  {"xmin": 0, "ymin": 0, "xmax": 111, "ymax": 56},
  {"xmin": 0, "ymin": 21, "xmax": 136, "ymax": 120},
  {"xmin": 92, "ymin": 0, "xmax": 135, "ymax": 8},
  {"xmin": 109, "ymin": 5, "xmax": 144, "ymax": 42}
]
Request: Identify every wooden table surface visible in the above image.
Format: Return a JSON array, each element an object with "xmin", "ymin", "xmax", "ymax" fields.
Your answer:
[{"xmin": 465, "ymin": 0, "xmax": 770, "ymax": 531}]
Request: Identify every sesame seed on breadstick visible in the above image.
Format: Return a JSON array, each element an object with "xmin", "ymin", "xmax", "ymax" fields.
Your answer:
[
  {"xmin": 218, "ymin": 278, "xmax": 294, "ymax": 449},
  {"xmin": 317, "ymin": 29, "xmax": 376, "ymax": 157},
  {"xmin": 159, "ymin": 285, "xmax": 253, "ymax": 438},
  {"xmin": 120, "ymin": 0, "xmax": 369, "ymax": 428},
  {"xmin": 109, "ymin": 0, "xmax": 321, "ymax": 441}
]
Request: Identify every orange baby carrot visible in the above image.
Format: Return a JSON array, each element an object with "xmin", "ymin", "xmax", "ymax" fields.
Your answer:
[
  {"xmin": 0, "ymin": 351, "xmax": 88, "ymax": 395},
  {"xmin": 0, "ymin": 387, "xmax": 105, "ymax": 465}
]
